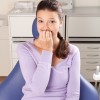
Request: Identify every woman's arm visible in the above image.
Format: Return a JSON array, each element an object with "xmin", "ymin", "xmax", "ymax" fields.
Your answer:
[
  {"xmin": 17, "ymin": 43, "xmax": 53, "ymax": 96},
  {"xmin": 65, "ymin": 47, "xmax": 80, "ymax": 100}
]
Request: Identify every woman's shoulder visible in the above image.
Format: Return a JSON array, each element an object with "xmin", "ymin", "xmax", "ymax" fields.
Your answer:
[
  {"xmin": 17, "ymin": 39, "xmax": 35, "ymax": 51},
  {"xmin": 68, "ymin": 43, "xmax": 80, "ymax": 55}
]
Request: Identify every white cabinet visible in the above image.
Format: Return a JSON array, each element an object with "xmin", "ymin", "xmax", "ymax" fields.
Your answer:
[
  {"xmin": 66, "ymin": 7, "xmax": 100, "ymax": 38},
  {"xmin": 72, "ymin": 43, "xmax": 100, "ymax": 81},
  {"xmin": 8, "ymin": 14, "xmax": 36, "ymax": 68},
  {"xmin": 9, "ymin": 16, "xmax": 35, "ymax": 37},
  {"xmin": 0, "ymin": 26, "xmax": 11, "ymax": 76},
  {"xmin": 11, "ymin": 42, "xmax": 19, "ymax": 67},
  {"xmin": 66, "ymin": 7, "xmax": 100, "ymax": 82},
  {"xmin": 67, "ymin": 17, "xmax": 100, "ymax": 37}
]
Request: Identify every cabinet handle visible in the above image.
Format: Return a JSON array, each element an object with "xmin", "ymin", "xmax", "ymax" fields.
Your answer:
[
  {"xmin": 86, "ymin": 68, "xmax": 96, "ymax": 71},
  {"xmin": 87, "ymin": 47, "xmax": 100, "ymax": 49},
  {"xmin": 87, "ymin": 54, "xmax": 99, "ymax": 57},
  {"xmin": 86, "ymin": 62, "xmax": 99, "ymax": 64},
  {"xmin": 13, "ymin": 41, "xmax": 25, "ymax": 43}
]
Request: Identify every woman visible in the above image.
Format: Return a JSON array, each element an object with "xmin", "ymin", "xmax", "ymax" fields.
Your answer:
[{"xmin": 17, "ymin": 0, "xmax": 80, "ymax": 100}]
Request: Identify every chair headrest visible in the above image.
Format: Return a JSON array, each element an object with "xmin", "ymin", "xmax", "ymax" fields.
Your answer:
[{"xmin": 32, "ymin": 18, "xmax": 39, "ymax": 39}]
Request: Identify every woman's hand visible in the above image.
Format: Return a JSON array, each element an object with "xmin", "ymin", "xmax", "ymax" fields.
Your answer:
[{"xmin": 34, "ymin": 30, "xmax": 53, "ymax": 51}]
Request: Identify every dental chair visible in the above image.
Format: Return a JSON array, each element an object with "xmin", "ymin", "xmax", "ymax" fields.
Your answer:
[{"xmin": 0, "ymin": 18, "xmax": 99, "ymax": 100}]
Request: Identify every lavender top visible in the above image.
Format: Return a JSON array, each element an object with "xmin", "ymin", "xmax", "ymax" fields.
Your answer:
[{"xmin": 17, "ymin": 39, "xmax": 80, "ymax": 100}]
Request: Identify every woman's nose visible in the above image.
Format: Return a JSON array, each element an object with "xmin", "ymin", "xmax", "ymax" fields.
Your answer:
[{"xmin": 42, "ymin": 22, "xmax": 49, "ymax": 30}]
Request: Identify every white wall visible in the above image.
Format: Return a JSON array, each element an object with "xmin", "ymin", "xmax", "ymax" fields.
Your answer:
[
  {"xmin": 0, "ymin": 0, "xmax": 100, "ymax": 15},
  {"xmin": 0, "ymin": 0, "xmax": 14, "ymax": 15},
  {"xmin": 0, "ymin": 0, "xmax": 35, "ymax": 15}
]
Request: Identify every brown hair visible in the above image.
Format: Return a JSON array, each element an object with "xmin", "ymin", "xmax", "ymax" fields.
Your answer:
[{"xmin": 36, "ymin": 0, "xmax": 69, "ymax": 59}]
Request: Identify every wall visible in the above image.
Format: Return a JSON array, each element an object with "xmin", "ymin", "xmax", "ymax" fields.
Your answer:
[
  {"xmin": 0, "ymin": 0, "xmax": 14, "ymax": 15},
  {"xmin": 0, "ymin": 0, "xmax": 35, "ymax": 15},
  {"xmin": 0, "ymin": 0, "xmax": 100, "ymax": 15}
]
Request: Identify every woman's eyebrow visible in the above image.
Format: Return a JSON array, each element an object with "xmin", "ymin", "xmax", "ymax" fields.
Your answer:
[
  {"xmin": 37, "ymin": 17, "xmax": 56, "ymax": 21},
  {"xmin": 37, "ymin": 17, "xmax": 43, "ymax": 19}
]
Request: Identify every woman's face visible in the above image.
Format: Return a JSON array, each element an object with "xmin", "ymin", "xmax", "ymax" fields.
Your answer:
[{"xmin": 36, "ymin": 9, "xmax": 62, "ymax": 38}]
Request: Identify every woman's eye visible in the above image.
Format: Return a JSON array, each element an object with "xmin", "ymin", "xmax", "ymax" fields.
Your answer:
[
  {"xmin": 38, "ymin": 20, "xmax": 43, "ymax": 23},
  {"xmin": 50, "ymin": 20, "xmax": 55, "ymax": 23}
]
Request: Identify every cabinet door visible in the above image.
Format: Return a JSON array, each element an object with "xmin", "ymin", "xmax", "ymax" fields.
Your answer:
[
  {"xmin": 12, "ymin": 42, "xmax": 18, "ymax": 59},
  {"xmin": 72, "ymin": 43, "xmax": 100, "ymax": 51},
  {"xmin": 0, "ymin": 40, "xmax": 11, "ymax": 76},
  {"xmin": 67, "ymin": 17, "xmax": 100, "ymax": 37},
  {"xmin": 81, "ymin": 66, "xmax": 96, "ymax": 82},
  {"xmin": 11, "ymin": 42, "xmax": 19, "ymax": 68},
  {"xmin": 9, "ymin": 16, "xmax": 35, "ymax": 37}
]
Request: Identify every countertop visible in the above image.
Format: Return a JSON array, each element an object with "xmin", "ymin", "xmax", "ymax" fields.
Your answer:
[
  {"xmin": 64, "ymin": 7, "xmax": 100, "ymax": 17},
  {"xmin": 8, "ymin": 7, "xmax": 100, "ymax": 17}
]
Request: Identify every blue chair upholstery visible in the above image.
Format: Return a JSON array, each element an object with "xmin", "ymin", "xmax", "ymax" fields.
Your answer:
[
  {"xmin": 80, "ymin": 75, "xmax": 99, "ymax": 100},
  {"xmin": 0, "ymin": 62, "xmax": 24, "ymax": 100},
  {"xmin": 0, "ymin": 61, "xmax": 99, "ymax": 100},
  {"xmin": 32, "ymin": 18, "xmax": 39, "ymax": 39}
]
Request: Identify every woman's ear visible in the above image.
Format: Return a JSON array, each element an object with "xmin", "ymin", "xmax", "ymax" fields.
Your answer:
[{"xmin": 59, "ymin": 19, "xmax": 63, "ymax": 28}]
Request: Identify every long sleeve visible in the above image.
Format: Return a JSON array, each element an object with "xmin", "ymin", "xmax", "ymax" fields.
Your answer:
[
  {"xmin": 17, "ymin": 43, "xmax": 53, "ymax": 96},
  {"xmin": 65, "ymin": 47, "xmax": 80, "ymax": 100}
]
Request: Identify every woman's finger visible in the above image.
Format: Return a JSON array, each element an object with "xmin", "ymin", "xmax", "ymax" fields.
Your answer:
[
  {"xmin": 39, "ymin": 31, "xmax": 45, "ymax": 41},
  {"xmin": 49, "ymin": 31, "xmax": 53, "ymax": 40},
  {"xmin": 45, "ymin": 30, "xmax": 50, "ymax": 41}
]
